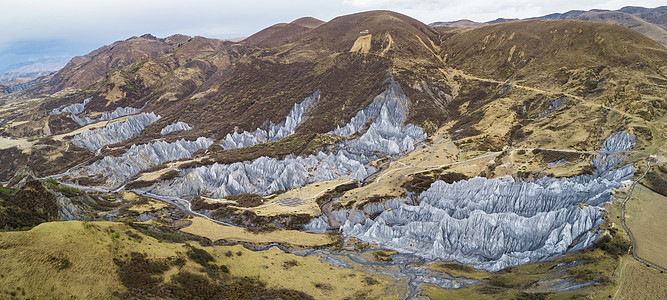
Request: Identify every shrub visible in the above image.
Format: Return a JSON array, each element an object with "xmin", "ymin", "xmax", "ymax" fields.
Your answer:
[
  {"xmin": 597, "ymin": 234, "xmax": 630, "ymax": 258},
  {"xmin": 226, "ymin": 193, "xmax": 264, "ymax": 207},
  {"xmin": 282, "ymin": 260, "xmax": 299, "ymax": 269},
  {"xmin": 186, "ymin": 245, "xmax": 215, "ymax": 267},
  {"xmin": 363, "ymin": 276, "xmax": 379, "ymax": 285},
  {"xmin": 115, "ymin": 252, "xmax": 170, "ymax": 291}
]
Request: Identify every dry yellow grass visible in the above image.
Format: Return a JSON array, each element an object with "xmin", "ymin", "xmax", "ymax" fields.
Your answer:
[
  {"xmin": 427, "ymin": 262, "xmax": 489, "ymax": 280},
  {"xmin": 250, "ymin": 177, "xmax": 352, "ymax": 216},
  {"xmin": 338, "ymin": 129, "xmax": 494, "ymax": 208},
  {"xmin": 613, "ymin": 258, "xmax": 667, "ymax": 300},
  {"xmin": 0, "ymin": 221, "xmax": 398, "ymax": 299},
  {"xmin": 350, "ymin": 34, "xmax": 372, "ymax": 53},
  {"xmin": 0, "ymin": 136, "xmax": 34, "ymax": 150},
  {"xmin": 211, "ymin": 244, "xmax": 402, "ymax": 299},
  {"xmin": 180, "ymin": 216, "xmax": 333, "ymax": 246},
  {"xmin": 422, "ymin": 284, "xmax": 500, "ymax": 299},
  {"xmin": 121, "ymin": 192, "xmax": 171, "ymax": 213},
  {"xmin": 625, "ymin": 184, "xmax": 667, "ymax": 267},
  {"xmin": 0, "ymin": 221, "xmax": 127, "ymax": 299},
  {"xmin": 380, "ymin": 33, "xmax": 394, "ymax": 56}
]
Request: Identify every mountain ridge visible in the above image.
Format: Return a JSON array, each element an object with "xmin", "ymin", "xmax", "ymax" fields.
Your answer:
[
  {"xmin": 431, "ymin": 6, "xmax": 667, "ymax": 47},
  {"xmin": 0, "ymin": 9, "xmax": 666, "ymax": 298}
]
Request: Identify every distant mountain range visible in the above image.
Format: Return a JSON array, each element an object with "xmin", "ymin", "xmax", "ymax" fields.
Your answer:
[
  {"xmin": 0, "ymin": 57, "xmax": 70, "ymax": 84},
  {"xmin": 431, "ymin": 6, "xmax": 667, "ymax": 47}
]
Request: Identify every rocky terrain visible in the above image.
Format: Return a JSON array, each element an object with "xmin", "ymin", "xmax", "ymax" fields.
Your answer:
[
  {"xmin": 0, "ymin": 7, "xmax": 665, "ymax": 299},
  {"xmin": 339, "ymin": 133, "xmax": 635, "ymax": 271}
]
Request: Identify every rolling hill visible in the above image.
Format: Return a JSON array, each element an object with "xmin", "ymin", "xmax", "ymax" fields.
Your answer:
[
  {"xmin": 432, "ymin": 6, "xmax": 667, "ymax": 48},
  {"xmin": 0, "ymin": 8, "xmax": 666, "ymax": 299}
]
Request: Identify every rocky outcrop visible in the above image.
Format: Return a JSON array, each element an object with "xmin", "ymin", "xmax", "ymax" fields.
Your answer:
[
  {"xmin": 48, "ymin": 96, "xmax": 143, "ymax": 126},
  {"xmin": 304, "ymin": 199, "xmax": 403, "ymax": 233},
  {"xmin": 160, "ymin": 121, "xmax": 193, "ymax": 135},
  {"xmin": 50, "ymin": 97, "xmax": 92, "ymax": 115},
  {"xmin": 74, "ymin": 137, "xmax": 212, "ymax": 187},
  {"xmin": 222, "ymin": 91, "xmax": 320, "ymax": 149},
  {"xmin": 71, "ymin": 106, "xmax": 142, "ymax": 126},
  {"xmin": 331, "ymin": 79, "xmax": 425, "ymax": 154},
  {"xmin": 593, "ymin": 131, "xmax": 636, "ymax": 174},
  {"xmin": 148, "ymin": 81, "xmax": 424, "ymax": 197},
  {"xmin": 337, "ymin": 132, "xmax": 635, "ymax": 271},
  {"xmin": 71, "ymin": 112, "xmax": 161, "ymax": 152},
  {"xmin": 2, "ymin": 82, "xmax": 34, "ymax": 94},
  {"xmin": 70, "ymin": 80, "xmax": 424, "ymax": 198},
  {"xmin": 150, "ymin": 150, "xmax": 373, "ymax": 197},
  {"xmin": 55, "ymin": 193, "xmax": 84, "ymax": 221}
]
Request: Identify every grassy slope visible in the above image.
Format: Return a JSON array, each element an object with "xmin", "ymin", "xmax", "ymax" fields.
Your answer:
[
  {"xmin": 180, "ymin": 216, "xmax": 333, "ymax": 247},
  {"xmin": 624, "ymin": 184, "xmax": 667, "ymax": 267},
  {"xmin": 0, "ymin": 221, "xmax": 396, "ymax": 299}
]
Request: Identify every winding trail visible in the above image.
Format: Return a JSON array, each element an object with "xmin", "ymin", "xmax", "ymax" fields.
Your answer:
[{"xmin": 620, "ymin": 160, "xmax": 667, "ymax": 273}]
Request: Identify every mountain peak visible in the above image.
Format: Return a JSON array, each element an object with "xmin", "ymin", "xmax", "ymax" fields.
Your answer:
[{"xmin": 290, "ymin": 17, "xmax": 324, "ymax": 28}]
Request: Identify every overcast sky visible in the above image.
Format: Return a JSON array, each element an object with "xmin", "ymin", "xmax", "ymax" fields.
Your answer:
[{"xmin": 0, "ymin": 0, "xmax": 662, "ymax": 69}]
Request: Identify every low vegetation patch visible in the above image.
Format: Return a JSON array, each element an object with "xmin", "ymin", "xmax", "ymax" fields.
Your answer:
[
  {"xmin": 371, "ymin": 249, "xmax": 397, "ymax": 261},
  {"xmin": 226, "ymin": 193, "xmax": 264, "ymax": 207},
  {"xmin": 0, "ymin": 179, "xmax": 59, "ymax": 230},
  {"xmin": 402, "ymin": 172, "xmax": 469, "ymax": 193},
  {"xmin": 45, "ymin": 177, "xmax": 82, "ymax": 196}
]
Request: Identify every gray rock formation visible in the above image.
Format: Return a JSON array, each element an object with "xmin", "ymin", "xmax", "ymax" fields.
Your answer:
[
  {"xmin": 338, "ymin": 132, "xmax": 635, "ymax": 271},
  {"xmin": 71, "ymin": 106, "xmax": 143, "ymax": 126},
  {"xmin": 222, "ymin": 91, "xmax": 320, "ymax": 149},
  {"xmin": 50, "ymin": 97, "xmax": 91, "ymax": 115},
  {"xmin": 70, "ymin": 79, "xmax": 424, "ymax": 200},
  {"xmin": 148, "ymin": 81, "xmax": 425, "ymax": 197},
  {"xmin": 48, "ymin": 96, "xmax": 143, "ymax": 126},
  {"xmin": 160, "ymin": 121, "xmax": 193, "ymax": 135},
  {"xmin": 304, "ymin": 199, "xmax": 404, "ymax": 234},
  {"xmin": 74, "ymin": 137, "xmax": 212, "ymax": 187},
  {"xmin": 55, "ymin": 192, "xmax": 84, "ymax": 221},
  {"xmin": 331, "ymin": 79, "xmax": 425, "ymax": 154},
  {"xmin": 71, "ymin": 112, "xmax": 161, "ymax": 152},
  {"xmin": 150, "ymin": 150, "xmax": 373, "ymax": 197}
]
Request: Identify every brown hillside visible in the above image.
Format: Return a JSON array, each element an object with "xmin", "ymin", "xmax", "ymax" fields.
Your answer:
[
  {"xmin": 243, "ymin": 23, "xmax": 289, "ymax": 46},
  {"xmin": 255, "ymin": 23, "xmax": 314, "ymax": 48},
  {"xmin": 286, "ymin": 10, "xmax": 441, "ymax": 64},
  {"xmin": 291, "ymin": 17, "xmax": 325, "ymax": 29},
  {"xmin": 440, "ymin": 20, "xmax": 667, "ymax": 88},
  {"xmin": 544, "ymin": 10, "xmax": 667, "ymax": 48},
  {"xmin": 39, "ymin": 34, "xmax": 189, "ymax": 93},
  {"xmin": 432, "ymin": 7, "xmax": 667, "ymax": 48},
  {"xmin": 619, "ymin": 6, "xmax": 667, "ymax": 29},
  {"xmin": 245, "ymin": 17, "xmax": 324, "ymax": 48}
]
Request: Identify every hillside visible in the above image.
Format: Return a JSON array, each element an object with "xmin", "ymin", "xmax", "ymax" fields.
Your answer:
[
  {"xmin": 0, "ymin": 9, "xmax": 666, "ymax": 299},
  {"xmin": 37, "ymin": 34, "xmax": 191, "ymax": 93},
  {"xmin": 244, "ymin": 17, "xmax": 325, "ymax": 48},
  {"xmin": 432, "ymin": 6, "xmax": 667, "ymax": 48}
]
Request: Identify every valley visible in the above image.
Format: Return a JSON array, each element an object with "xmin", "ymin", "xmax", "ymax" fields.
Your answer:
[{"xmin": 0, "ymin": 7, "xmax": 666, "ymax": 299}]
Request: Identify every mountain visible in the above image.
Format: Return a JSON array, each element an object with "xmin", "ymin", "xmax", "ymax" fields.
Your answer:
[
  {"xmin": 0, "ymin": 57, "xmax": 70, "ymax": 79},
  {"xmin": 0, "ymin": 57, "xmax": 70, "ymax": 92},
  {"xmin": 431, "ymin": 6, "xmax": 667, "ymax": 48},
  {"xmin": 1, "ymin": 9, "xmax": 666, "ymax": 299},
  {"xmin": 36, "ymin": 33, "xmax": 191, "ymax": 93},
  {"xmin": 243, "ymin": 17, "xmax": 325, "ymax": 48}
]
